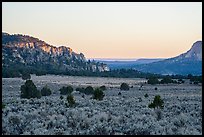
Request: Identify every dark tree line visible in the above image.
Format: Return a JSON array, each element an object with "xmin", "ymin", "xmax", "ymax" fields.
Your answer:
[
  {"xmin": 2, "ymin": 65, "xmax": 202, "ymax": 82},
  {"xmin": 147, "ymin": 74, "xmax": 202, "ymax": 85}
]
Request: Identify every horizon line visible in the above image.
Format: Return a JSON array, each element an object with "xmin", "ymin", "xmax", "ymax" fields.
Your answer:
[{"xmin": 87, "ymin": 57, "xmax": 167, "ymax": 61}]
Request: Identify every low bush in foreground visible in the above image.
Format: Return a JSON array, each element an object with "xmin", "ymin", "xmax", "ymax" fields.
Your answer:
[
  {"xmin": 41, "ymin": 85, "xmax": 52, "ymax": 96},
  {"xmin": 148, "ymin": 95, "xmax": 164, "ymax": 109},
  {"xmin": 20, "ymin": 80, "xmax": 41, "ymax": 99},
  {"xmin": 120, "ymin": 83, "xmax": 129, "ymax": 90},
  {"xmin": 76, "ymin": 87, "xmax": 85, "ymax": 93},
  {"xmin": 59, "ymin": 86, "xmax": 73, "ymax": 95},
  {"xmin": 148, "ymin": 95, "xmax": 164, "ymax": 121},
  {"xmin": 93, "ymin": 88, "xmax": 105, "ymax": 101},
  {"xmin": 66, "ymin": 94, "xmax": 75, "ymax": 107},
  {"xmin": 2, "ymin": 102, "xmax": 6, "ymax": 109},
  {"xmin": 99, "ymin": 85, "xmax": 107, "ymax": 91},
  {"xmin": 84, "ymin": 86, "xmax": 94, "ymax": 95}
]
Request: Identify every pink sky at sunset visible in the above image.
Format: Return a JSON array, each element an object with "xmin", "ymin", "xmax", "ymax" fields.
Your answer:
[{"xmin": 2, "ymin": 2, "xmax": 202, "ymax": 59}]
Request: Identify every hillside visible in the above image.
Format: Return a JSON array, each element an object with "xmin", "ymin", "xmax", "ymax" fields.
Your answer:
[
  {"xmin": 2, "ymin": 32, "xmax": 109, "ymax": 77},
  {"xmin": 132, "ymin": 41, "xmax": 202, "ymax": 75}
]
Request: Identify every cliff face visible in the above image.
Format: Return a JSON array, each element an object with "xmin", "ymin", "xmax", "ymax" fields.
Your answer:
[
  {"xmin": 182, "ymin": 41, "xmax": 202, "ymax": 61},
  {"xmin": 2, "ymin": 32, "xmax": 109, "ymax": 73}
]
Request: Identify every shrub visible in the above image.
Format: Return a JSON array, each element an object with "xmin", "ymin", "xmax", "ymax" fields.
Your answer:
[
  {"xmin": 2, "ymin": 102, "xmax": 6, "ymax": 109},
  {"xmin": 178, "ymin": 79, "xmax": 184, "ymax": 84},
  {"xmin": 84, "ymin": 86, "xmax": 94, "ymax": 95},
  {"xmin": 144, "ymin": 93, "xmax": 148, "ymax": 98},
  {"xmin": 160, "ymin": 76, "xmax": 177, "ymax": 84},
  {"xmin": 41, "ymin": 85, "xmax": 52, "ymax": 96},
  {"xmin": 20, "ymin": 80, "xmax": 41, "ymax": 99},
  {"xmin": 60, "ymin": 95, "xmax": 64, "ymax": 100},
  {"xmin": 148, "ymin": 95, "xmax": 164, "ymax": 109},
  {"xmin": 93, "ymin": 88, "xmax": 105, "ymax": 101},
  {"xmin": 60, "ymin": 87, "xmax": 67, "ymax": 95},
  {"xmin": 76, "ymin": 87, "xmax": 80, "ymax": 91},
  {"xmin": 99, "ymin": 85, "xmax": 107, "ymax": 91},
  {"xmin": 21, "ymin": 72, "xmax": 31, "ymax": 80},
  {"xmin": 76, "ymin": 87, "xmax": 85, "ymax": 93},
  {"xmin": 120, "ymin": 83, "xmax": 129, "ymax": 90},
  {"xmin": 155, "ymin": 87, "xmax": 158, "ymax": 90},
  {"xmin": 59, "ymin": 86, "xmax": 73, "ymax": 95},
  {"xmin": 118, "ymin": 92, "xmax": 122, "ymax": 95},
  {"xmin": 67, "ymin": 86, "xmax": 74, "ymax": 93},
  {"xmin": 76, "ymin": 87, "xmax": 81, "ymax": 91},
  {"xmin": 67, "ymin": 94, "xmax": 75, "ymax": 107},
  {"xmin": 189, "ymin": 75, "xmax": 202, "ymax": 83},
  {"xmin": 148, "ymin": 103, "xmax": 155, "ymax": 108},
  {"xmin": 147, "ymin": 77, "xmax": 159, "ymax": 85}
]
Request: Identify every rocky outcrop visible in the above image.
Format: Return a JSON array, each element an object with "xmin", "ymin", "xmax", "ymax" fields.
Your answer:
[
  {"xmin": 182, "ymin": 41, "xmax": 202, "ymax": 61},
  {"xmin": 2, "ymin": 32, "xmax": 109, "ymax": 73}
]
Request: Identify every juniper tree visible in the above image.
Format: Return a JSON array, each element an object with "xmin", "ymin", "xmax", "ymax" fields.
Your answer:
[
  {"xmin": 20, "ymin": 80, "xmax": 41, "ymax": 99},
  {"xmin": 93, "ymin": 88, "xmax": 105, "ymax": 101},
  {"xmin": 120, "ymin": 83, "xmax": 129, "ymax": 90}
]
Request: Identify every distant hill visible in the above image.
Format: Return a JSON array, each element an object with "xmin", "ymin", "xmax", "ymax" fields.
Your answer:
[
  {"xmin": 2, "ymin": 32, "xmax": 109, "ymax": 77},
  {"xmin": 92, "ymin": 58, "xmax": 164, "ymax": 69},
  {"xmin": 131, "ymin": 58, "xmax": 165, "ymax": 64},
  {"xmin": 132, "ymin": 41, "xmax": 202, "ymax": 75}
]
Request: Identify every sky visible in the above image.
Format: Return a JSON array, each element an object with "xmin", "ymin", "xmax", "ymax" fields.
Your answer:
[{"xmin": 2, "ymin": 2, "xmax": 202, "ymax": 59}]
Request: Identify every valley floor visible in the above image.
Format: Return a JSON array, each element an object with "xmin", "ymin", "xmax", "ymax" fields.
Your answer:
[{"xmin": 2, "ymin": 75, "xmax": 202, "ymax": 135}]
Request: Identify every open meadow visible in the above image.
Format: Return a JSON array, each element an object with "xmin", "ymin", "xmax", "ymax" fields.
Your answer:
[{"xmin": 2, "ymin": 75, "xmax": 202, "ymax": 135}]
